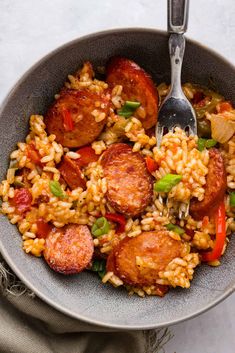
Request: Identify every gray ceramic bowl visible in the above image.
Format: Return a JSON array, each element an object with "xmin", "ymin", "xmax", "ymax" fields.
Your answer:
[{"xmin": 0, "ymin": 28, "xmax": 235, "ymax": 330}]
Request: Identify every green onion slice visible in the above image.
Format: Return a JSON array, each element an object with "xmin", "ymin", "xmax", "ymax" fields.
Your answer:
[
  {"xmin": 91, "ymin": 217, "xmax": 110, "ymax": 237},
  {"xmin": 91, "ymin": 259, "xmax": 106, "ymax": 279},
  {"xmin": 98, "ymin": 268, "xmax": 106, "ymax": 279},
  {"xmin": 117, "ymin": 100, "xmax": 141, "ymax": 118},
  {"xmin": 154, "ymin": 174, "xmax": 182, "ymax": 193},
  {"xmin": 166, "ymin": 223, "xmax": 185, "ymax": 235},
  {"xmin": 9, "ymin": 159, "xmax": 19, "ymax": 169},
  {"xmin": 230, "ymin": 192, "xmax": 235, "ymax": 207},
  {"xmin": 13, "ymin": 180, "xmax": 25, "ymax": 187},
  {"xmin": 49, "ymin": 180, "xmax": 66, "ymax": 198},
  {"xmin": 198, "ymin": 138, "xmax": 217, "ymax": 151}
]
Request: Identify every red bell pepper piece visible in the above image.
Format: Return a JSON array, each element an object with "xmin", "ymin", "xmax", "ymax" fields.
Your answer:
[
  {"xmin": 145, "ymin": 156, "xmax": 158, "ymax": 173},
  {"xmin": 201, "ymin": 202, "xmax": 226, "ymax": 262},
  {"xmin": 202, "ymin": 216, "xmax": 209, "ymax": 228},
  {"xmin": 62, "ymin": 107, "xmax": 74, "ymax": 132},
  {"xmin": 75, "ymin": 146, "xmax": 99, "ymax": 167},
  {"xmin": 27, "ymin": 142, "xmax": 42, "ymax": 166},
  {"xmin": 105, "ymin": 213, "xmax": 126, "ymax": 233},
  {"xmin": 36, "ymin": 218, "xmax": 52, "ymax": 239},
  {"xmin": 13, "ymin": 188, "xmax": 32, "ymax": 214}
]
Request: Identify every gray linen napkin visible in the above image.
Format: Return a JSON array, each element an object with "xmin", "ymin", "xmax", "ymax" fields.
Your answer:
[{"xmin": 0, "ymin": 256, "xmax": 173, "ymax": 353}]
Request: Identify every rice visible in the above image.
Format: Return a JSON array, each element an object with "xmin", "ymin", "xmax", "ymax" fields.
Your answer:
[
  {"xmin": 158, "ymin": 253, "xmax": 200, "ymax": 288},
  {"xmin": 65, "ymin": 62, "xmax": 108, "ymax": 93},
  {"xmin": 23, "ymin": 238, "xmax": 45, "ymax": 257},
  {"xmin": 223, "ymin": 136, "xmax": 235, "ymax": 189},
  {"xmin": 153, "ymin": 128, "xmax": 209, "ymax": 202},
  {"xmin": 0, "ymin": 62, "xmax": 234, "ymax": 298}
]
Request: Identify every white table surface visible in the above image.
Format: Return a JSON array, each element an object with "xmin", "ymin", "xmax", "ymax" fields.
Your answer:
[{"xmin": 0, "ymin": 0, "xmax": 234, "ymax": 352}]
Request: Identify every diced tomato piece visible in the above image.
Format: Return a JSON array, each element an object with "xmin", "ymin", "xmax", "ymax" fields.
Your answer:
[
  {"xmin": 216, "ymin": 101, "xmax": 233, "ymax": 113},
  {"xmin": 197, "ymin": 97, "xmax": 210, "ymax": 107},
  {"xmin": 36, "ymin": 218, "xmax": 52, "ymax": 239},
  {"xmin": 62, "ymin": 106, "xmax": 74, "ymax": 131},
  {"xmin": 13, "ymin": 188, "xmax": 32, "ymax": 214},
  {"xmin": 185, "ymin": 228, "xmax": 194, "ymax": 239},
  {"xmin": 75, "ymin": 146, "xmax": 99, "ymax": 167},
  {"xmin": 192, "ymin": 91, "xmax": 205, "ymax": 104},
  {"xmin": 145, "ymin": 156, "xmax": 158, "ymax": 173}
]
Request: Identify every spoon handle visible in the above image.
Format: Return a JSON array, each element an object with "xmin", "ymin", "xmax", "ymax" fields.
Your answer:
[{"xmin": 168, "ymin": 0, "xmax": 189, "ymax": 34}]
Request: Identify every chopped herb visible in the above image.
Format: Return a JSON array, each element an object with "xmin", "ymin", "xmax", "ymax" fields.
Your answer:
[
  {"xmin": 198, "ymin": 138, "xmax": 217, "ymax": 151},
  {"xmin": 230, "ymin": 192, "xmax": 235, "ymax": 207},
  {"xmin": 91, "ymin": 217, "xmax": 110, "ymax": 237},
  {"xmin": 49, "ymin": 180, "xmax": 66, "ymax": 198},
  {"xmin": 117, "ymin": 100, "xmax": 141, "ymax": 118},
  {"xmin": 154, "ymin": 174, "xmax": 182, "ymax": 193},
  {"xmin": 166, "ymin": 223, "xmax": 185, "ymax": 235}
]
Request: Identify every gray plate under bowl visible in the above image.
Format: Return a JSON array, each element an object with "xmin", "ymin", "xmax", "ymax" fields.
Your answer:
[{"xmin": 0, "ymin": 28, "xmax": 235, "ymax": 330}]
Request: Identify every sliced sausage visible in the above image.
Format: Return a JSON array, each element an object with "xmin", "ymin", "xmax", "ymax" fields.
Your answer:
[
  {"xmin": 44, "ymin": 224, "xmax": 94, "ymax": 274},
  {"xmin": 45, "ymin": 89, "xmax": 110, "ymax": 148},
  {"xmin": 107, "ymin": 230, "xmax": 182, "ymax": 286},
  {"xmin": 59, "ymin": 156, "xmax": 86, "ymax": 190},
  {"xmin": 101, "ymin": 143, "xmax": 153, "ymax": 216},
  {"xmin": 106, "ymin": 57, "xmax": 158, "ymax": 130},
  {"xmin": 101, "ymin": 142, "xmax": 130, "ymax": 166},
  {"xmin": 106, "ymin": 248, "xmax": 117, "ymax": 273},
  {"xmin": 106, "ymin": 239, "xmax": 169, "ymax": 297},
  {"xmin": 190, "ymin": 148, "xmax": 226, "ymax": 220}
]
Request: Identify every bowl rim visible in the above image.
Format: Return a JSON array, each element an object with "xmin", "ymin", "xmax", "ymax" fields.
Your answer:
[{"xmin": 0, "ymin": 27, "xmax": 235, "ymax": 330}]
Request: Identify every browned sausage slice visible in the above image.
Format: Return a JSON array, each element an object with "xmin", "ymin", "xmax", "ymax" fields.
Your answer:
[
  {"xmin": 44, "ymin": 224, "xmax": 94, "ymax": 274},
  {"xmin": 106, "ymin": 240, "xmax": 169, "ymax": 296},
  {"xmin": 106, "ymin": 248, "xmax": 117, "ymax": 273},
  {"xmin": 190, "ymin": 148, "xmax": 226, "ymax": 220},
  {"xmin": 106, "ymin": 57, "xmax": 158, "ymax": 130},
  {"xmin": 59, "ymin": 156, "xmax": 86, "ymax": 190},
  {"xmin": 45, "ymin": 89, "xmax": 110, "ymax": 148},
  {"xmin": 101, "ymin": 143, "xmax": 153, "ymax": 216},
  {"xmin": 107, "ymin": 230, "xmax": 182, "ymax": 286}
]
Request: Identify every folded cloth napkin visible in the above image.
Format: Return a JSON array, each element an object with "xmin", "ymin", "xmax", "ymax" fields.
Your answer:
[{"xmin": 0, "ymin": 255, "xmax": 173, "ymax": 353}]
